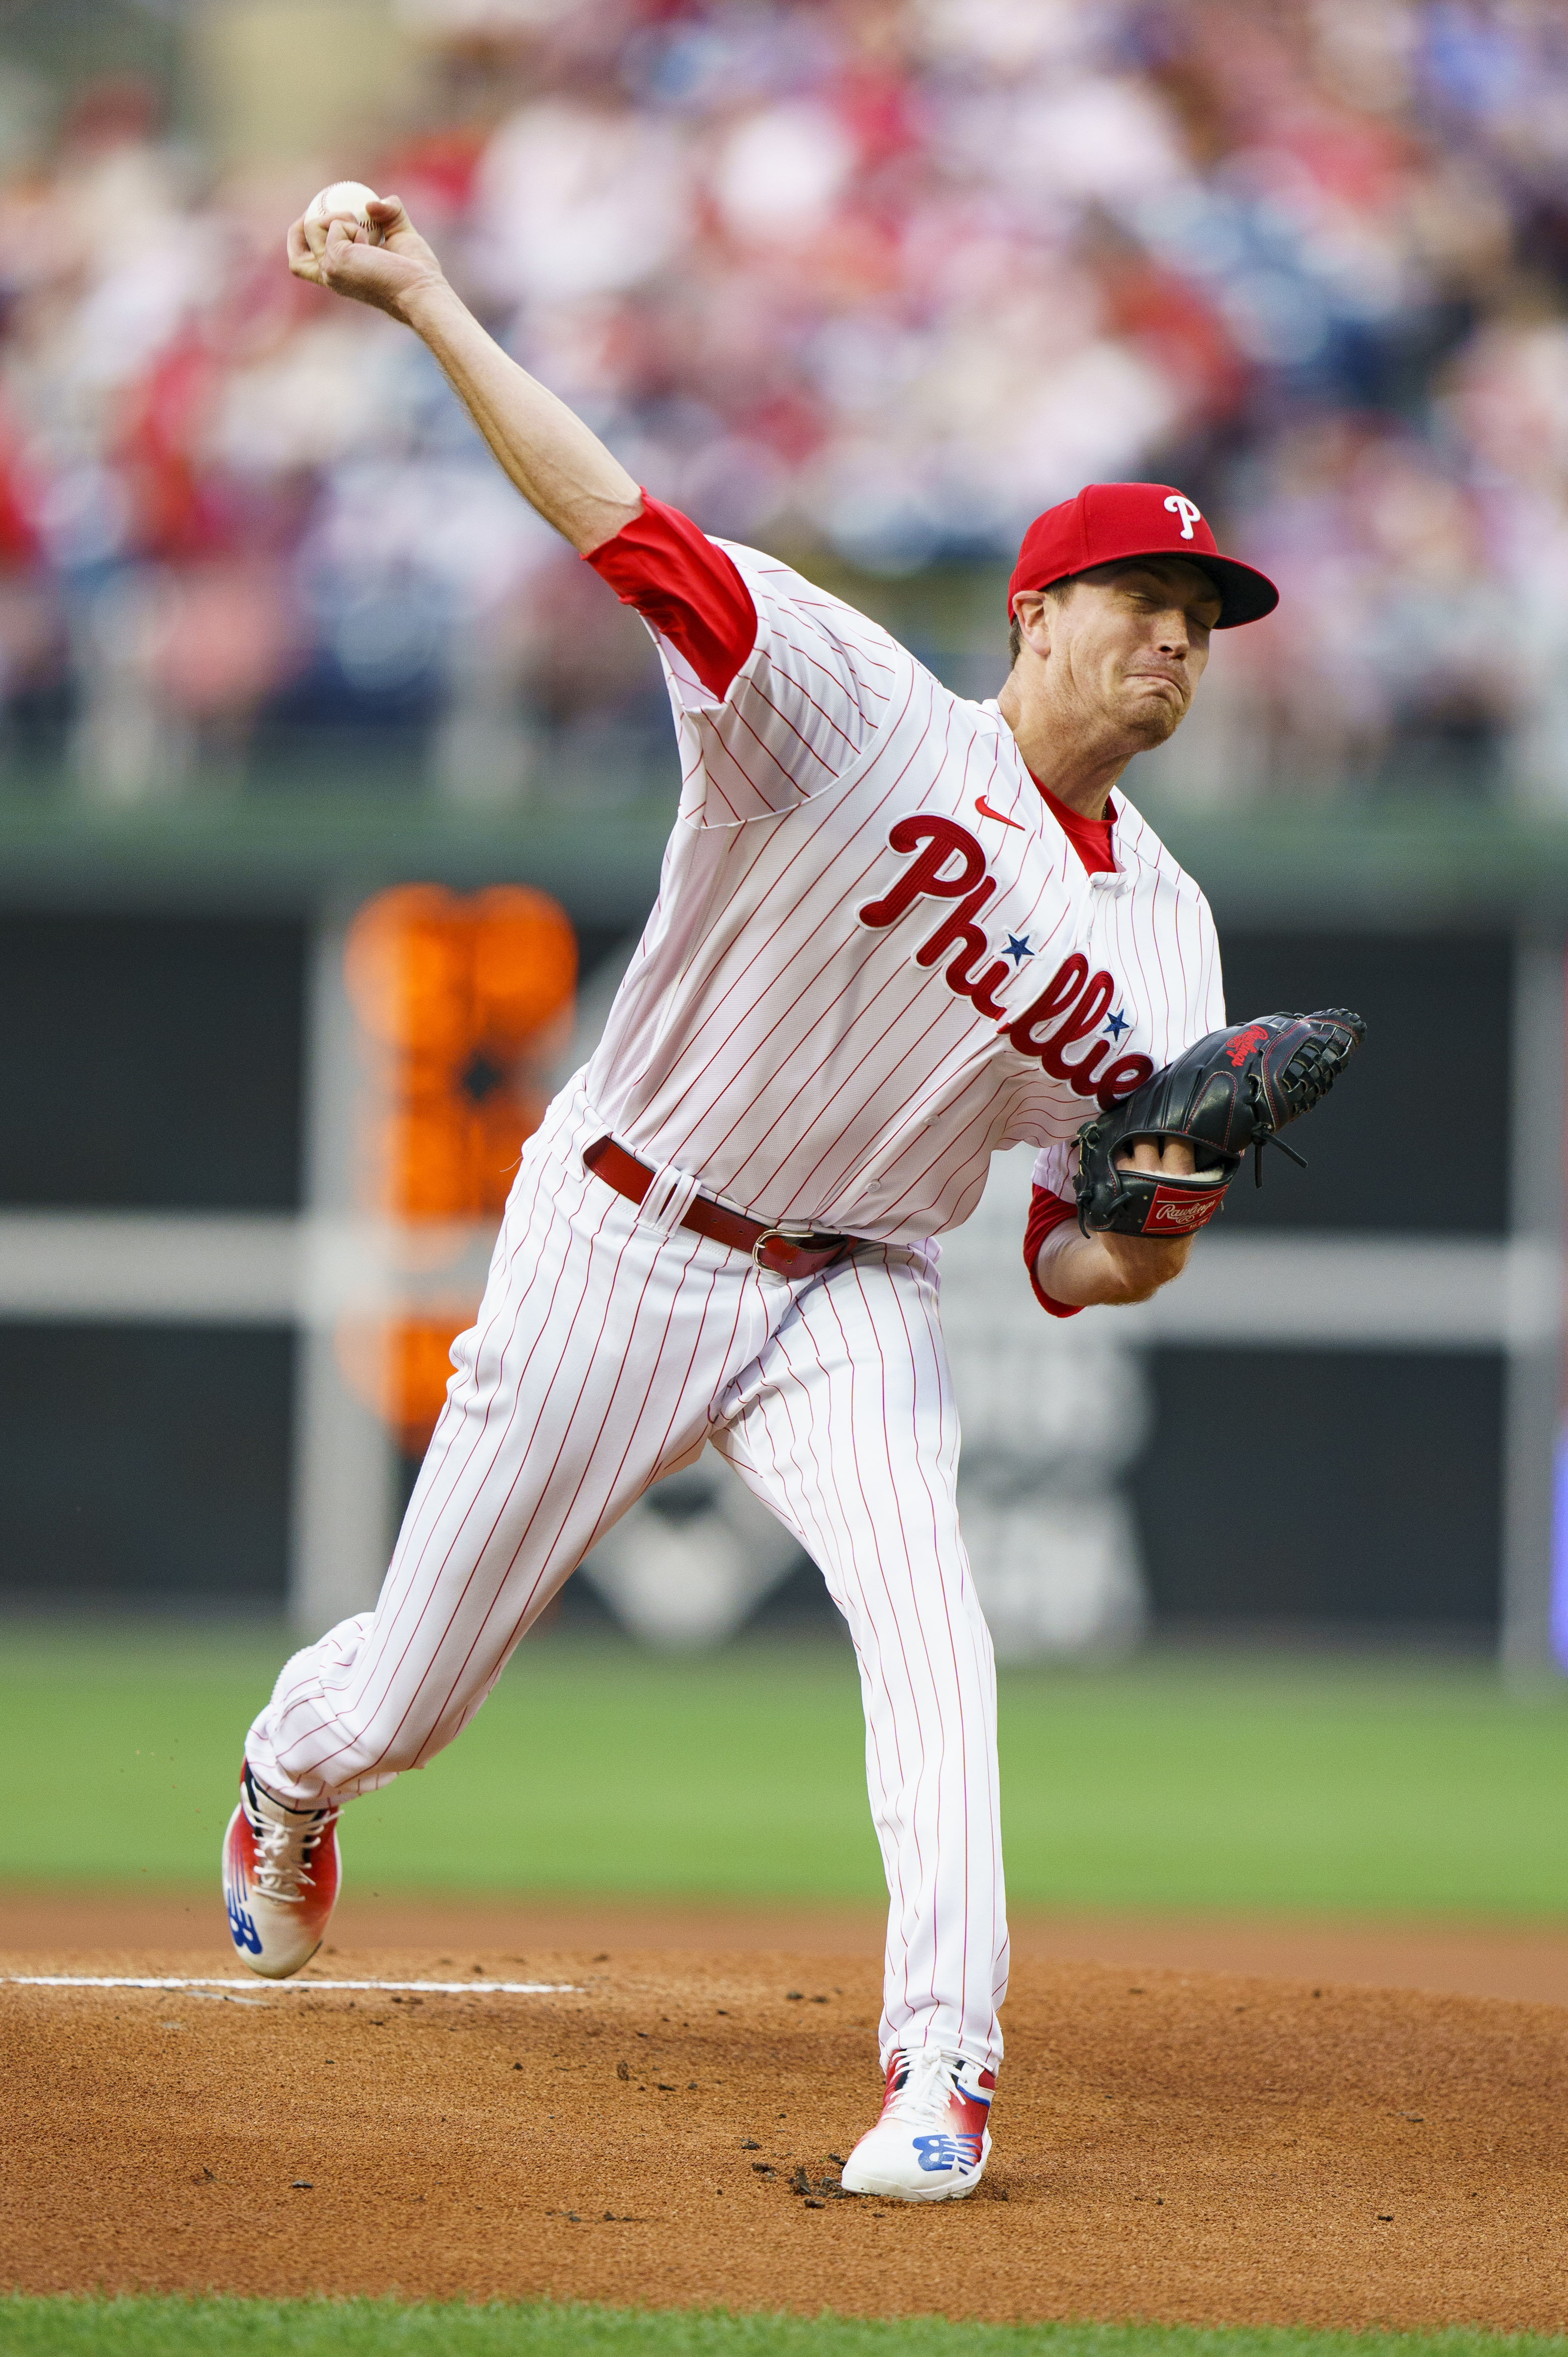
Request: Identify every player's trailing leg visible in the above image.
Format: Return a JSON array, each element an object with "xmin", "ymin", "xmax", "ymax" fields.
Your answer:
[
  {"xmin": 840, "ymin": 2049, "xmax": 995, "ymax": 2203},
  {"xmin": 222, "ymin": 1760, "xmax": 340, "ymax": 1979}
]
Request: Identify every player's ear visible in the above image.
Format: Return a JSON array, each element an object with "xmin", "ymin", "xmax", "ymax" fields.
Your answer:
[{"xmin": 1011, "ymin": 592, "xmax": 1052, "ymax": 664}]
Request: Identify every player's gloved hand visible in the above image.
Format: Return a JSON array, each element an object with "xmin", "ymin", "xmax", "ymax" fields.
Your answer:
[
  {"xmin": 1114, "ymin": 1138, "xmax": 1198, "ymax": 1180},
  {"xmin": 1075, "ymin": 1007, "xmax": 1365, "ymax": 1239},
  {"xmin": 287, "ymin": 195, "xmax": 446, "ymax": 325},
  {"xmin": 1100, "ymin": 1137, "xmax": 1203, "ymax": 1298}
]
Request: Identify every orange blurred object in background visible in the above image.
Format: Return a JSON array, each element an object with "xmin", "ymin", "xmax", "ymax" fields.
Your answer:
[
  {"xmin": 470, "ymin": 884, "xmax": 580, "ymax": 1042},
  {"xmin": 344, "ymin": 882, "xmax": 576, "ymax": 1220},
  {"xmin": 345, "ymin": 884, "xmax": 477, "ymax": 1064},
  {"xmin": 335, "ymin": 1315, "xmax": 469, "ymax": 1459},
  {"xmin": 339, "ymin": 882, "xmax": 577, "ymax": 1451}
]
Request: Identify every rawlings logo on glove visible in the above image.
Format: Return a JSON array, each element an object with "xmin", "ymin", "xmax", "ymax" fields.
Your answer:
[
  {"xmin": 1073, "ymin": 1008, "xmax": 1366, "ymax": 1239},
  {"xmin": 1223, "ymin": 1024, "xmax": 1270, "ymax": 1067}
]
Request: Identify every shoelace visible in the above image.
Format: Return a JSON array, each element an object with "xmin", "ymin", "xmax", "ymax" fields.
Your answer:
[
  {"xmin": 247, "ymin": 1802, "xmax": 325, "ymax": 1905},
  {"xmin": 881, "ymin": 2051, "xmax": 960, "ymax": 2125}
]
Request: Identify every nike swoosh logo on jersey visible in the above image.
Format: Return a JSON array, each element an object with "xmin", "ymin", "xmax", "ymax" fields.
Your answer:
[{"xmin": 975, "ymin": 796, "xmax": 1024, "ymax": 829}]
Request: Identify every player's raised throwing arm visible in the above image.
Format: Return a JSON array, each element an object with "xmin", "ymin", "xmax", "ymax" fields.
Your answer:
[
  {"xmin": 289, "ymin": 190, "xmax": 891, "ymax": 810},
  {"xmin": 288, "ymin": 195, "xmax": 642, "ymax": 554}
]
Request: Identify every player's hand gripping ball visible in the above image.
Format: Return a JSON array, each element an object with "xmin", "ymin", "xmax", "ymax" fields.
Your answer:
[
  {"xmin": 303, "ymin": 181, "xmax": 384, "ymax": 255},
  {"xmin": 289, "ymin": 186, "xmax": 443, "ymax": 319},
  {"xmin": 1074, "ymin": 1008, "xmax": 1366, "ymax": 1239}
]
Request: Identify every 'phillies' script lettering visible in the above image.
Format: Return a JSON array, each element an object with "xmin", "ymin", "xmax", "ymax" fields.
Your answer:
[
  {"xmin": 858, "ymin": 816, "xmax": 1155, "ymax": 1110},
  {"xmin": 857, "ymin": 817, "xmax": 1011, "ymax": 1020}
]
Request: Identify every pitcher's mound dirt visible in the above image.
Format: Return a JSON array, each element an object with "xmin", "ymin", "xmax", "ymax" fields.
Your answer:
[
  {"xmin": 10, "ymin": 1892, "xmax": 1568, "ymax": 2006},
  {"xmin": 4, "ymin": 1947, "xmax": 1565, "ymax": 2330}
]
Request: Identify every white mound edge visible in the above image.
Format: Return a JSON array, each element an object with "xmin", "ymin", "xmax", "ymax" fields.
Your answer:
[{"xmin": 1, "ymin": 1975, "xmax": 578, "ymax": 1993}]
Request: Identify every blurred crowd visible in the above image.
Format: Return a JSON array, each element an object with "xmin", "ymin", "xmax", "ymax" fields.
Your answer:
[{"xmin": 1, "ymin": 0, "xmax": 1567, "ymax": 807}]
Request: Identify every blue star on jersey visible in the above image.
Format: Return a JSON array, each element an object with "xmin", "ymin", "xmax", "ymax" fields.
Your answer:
[
  {"xmin": 1104, "ymin": 1008, "xmax": 1130, "ymax": 1039},
  {"xmin": 1002, "ymin": 934, "xmax": 1034, "ymax": 967}
]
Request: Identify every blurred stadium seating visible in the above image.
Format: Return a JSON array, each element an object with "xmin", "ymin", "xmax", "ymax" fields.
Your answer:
[
  {"xmin": 0, "ymin": 1, "xmax": 1562, "ymax": 802},
  {"xmin": 0, "ymin": 3, "xmax": 1565, "ymax": 1671}
]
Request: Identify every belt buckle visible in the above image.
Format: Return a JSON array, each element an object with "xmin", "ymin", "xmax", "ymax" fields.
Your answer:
[{"xmin": 750, "ymin": 1223, "xmax": 818, "ymax": 1276}]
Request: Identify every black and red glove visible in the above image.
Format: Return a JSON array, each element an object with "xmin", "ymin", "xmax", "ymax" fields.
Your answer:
[{"xmin": 1072, "ymin": 1008, "xmax": 1366, "ymax": 1239}]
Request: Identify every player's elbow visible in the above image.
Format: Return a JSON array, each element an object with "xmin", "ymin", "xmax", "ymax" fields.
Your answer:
[{"xmin": 1100, "ymin": 1268, "xmax": 1165, "ymax": 1307}]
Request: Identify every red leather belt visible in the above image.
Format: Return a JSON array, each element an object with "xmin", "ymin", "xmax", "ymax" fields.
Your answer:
[{"xmin": 582, "ymin": 1136, "xmax": 853, "ymax": 1279}]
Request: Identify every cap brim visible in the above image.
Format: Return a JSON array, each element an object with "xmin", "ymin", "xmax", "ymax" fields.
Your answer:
[
  {"xmin": 1017, "ymin": 547, "xmax": 1279, "ymax": 628},
  {"xmin": 1184, "ymin": 553, "xmax": 1278, "ymax": 628}
]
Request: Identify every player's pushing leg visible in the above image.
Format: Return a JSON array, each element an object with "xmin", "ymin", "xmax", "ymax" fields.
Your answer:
[{"xmin": 712, "ymin": 1242, "xmax": 1006, "ymax": 2202}]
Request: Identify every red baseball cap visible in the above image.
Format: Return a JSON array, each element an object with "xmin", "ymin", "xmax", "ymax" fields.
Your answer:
[{"xmin": 1008, "ymin": 481, "xmax": 1278, "ymax": 628}]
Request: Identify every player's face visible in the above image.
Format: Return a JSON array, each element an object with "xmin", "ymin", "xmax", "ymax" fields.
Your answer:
[{"xmin": 1048, "ymin": 558, "xmax": 1222, "ymax": 746}]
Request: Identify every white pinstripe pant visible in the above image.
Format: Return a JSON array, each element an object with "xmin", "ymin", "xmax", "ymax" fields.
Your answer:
[{"xmin": 247, "ymin": 1081, "xmax": 1008, "ymax": 2071}]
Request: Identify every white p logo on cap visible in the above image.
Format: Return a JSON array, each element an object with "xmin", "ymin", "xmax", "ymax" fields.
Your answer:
[{"xmin": 1164, "ymin": 494, "xmax": 1202, "ymax": 540}]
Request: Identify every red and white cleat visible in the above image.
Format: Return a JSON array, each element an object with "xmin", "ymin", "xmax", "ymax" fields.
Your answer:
[
  {"xmin": 222, "ymin": 1761, "xmax": 340, "ymax": 1980},
  {"xmin": 840, "ymin": 2049, "xmax": 995, "ymax": 2203}
]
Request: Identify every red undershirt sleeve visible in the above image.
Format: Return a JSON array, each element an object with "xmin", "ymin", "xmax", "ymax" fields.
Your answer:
[
  {"xmin": 1023, "ymin": 1184, "xmax": 1084, "ymax": 1319},
  {"xmin": 583, "ymin": 490, "xmax": 759, "ymax": 703}
]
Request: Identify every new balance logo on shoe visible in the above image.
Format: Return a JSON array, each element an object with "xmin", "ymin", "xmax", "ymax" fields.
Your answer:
[
  {"xmin": 913, "ymin": 2132, "xmax": 982, "ymax": 2172},
  {"xmin": 226, "ymin": 1892, "xmax": 262, "ymax": 1955}
]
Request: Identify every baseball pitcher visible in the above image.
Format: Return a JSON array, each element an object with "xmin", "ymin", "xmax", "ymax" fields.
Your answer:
[{"xmin": 221, "ymin": 193, "xmax": 1362, "ymax": 2203}]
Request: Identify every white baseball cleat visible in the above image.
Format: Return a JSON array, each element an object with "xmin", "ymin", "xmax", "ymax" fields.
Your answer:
[
  {"xmin": 222, "ymin": 1760, "xmax": 340, "ymax": 1980},
  {"xmin": 840, "ymin": 2048, "xmax": 996, "ymax": 2202}
]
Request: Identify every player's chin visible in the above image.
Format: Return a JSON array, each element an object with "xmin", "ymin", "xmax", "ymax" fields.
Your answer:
[{"xmin": 1118, "ymin": 688, "xmax": 1186, "ymax": 746}]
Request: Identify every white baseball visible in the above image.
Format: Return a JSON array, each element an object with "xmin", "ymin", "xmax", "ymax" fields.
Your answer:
[{"xmin": 303, "ymin": 181, "xmax": 384, "ymax": 250}]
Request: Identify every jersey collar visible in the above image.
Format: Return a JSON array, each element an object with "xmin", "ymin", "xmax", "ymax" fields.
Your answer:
[{"xmin": 982, "ymin": 700, "xmax": 1120, "ymax": 877}]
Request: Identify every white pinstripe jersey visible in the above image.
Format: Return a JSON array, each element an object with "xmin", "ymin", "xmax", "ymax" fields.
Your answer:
[{"xmin": 584, "ymin": 539, "xmax": 1226, "ymax": 1244}]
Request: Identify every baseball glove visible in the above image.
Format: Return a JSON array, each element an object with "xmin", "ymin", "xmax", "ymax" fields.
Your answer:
[{"xmin": 1073, "ymin": 1008, "xmax": 1366, "ymax": 1239}]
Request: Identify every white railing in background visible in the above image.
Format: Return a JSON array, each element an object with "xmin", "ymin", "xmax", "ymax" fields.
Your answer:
[{"xmin": 0, "ymin": 1214, "xmax": 1548, "ymax": 1346}]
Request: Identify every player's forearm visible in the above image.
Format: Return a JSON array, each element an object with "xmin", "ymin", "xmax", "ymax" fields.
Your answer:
[
  {"xmin": 1035, "ymin": 1223, "xmax": 1193, "ymax": 1308},
  {"xmin": 402, "ymin": 281, "xmax": 642, "ymax": 554}
]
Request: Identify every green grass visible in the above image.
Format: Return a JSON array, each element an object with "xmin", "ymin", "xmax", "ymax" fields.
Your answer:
[
  {"xmin": 3, "ymin": 1621, "xmax": 1567, "ymax": 1916},
  {"xmin": 1, "ymin": 2304, "xmax": 1565, "ymax": 2357}
]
